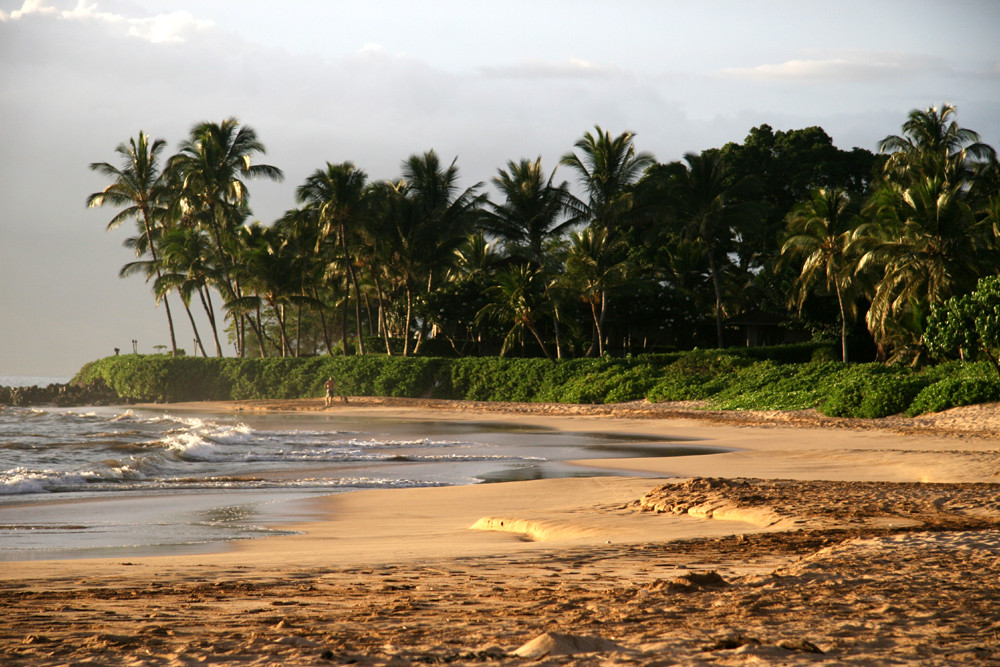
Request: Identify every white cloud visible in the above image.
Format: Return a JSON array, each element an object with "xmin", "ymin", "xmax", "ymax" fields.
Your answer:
[
  {"xmin": 0, "ymin": 0, "xmax": 211, "ymax": 43},
  {"xmin": 481, "ymin": 57, "xmax": 621, "ymax": 80},
  {"xmin": 718, "ymin": 51, "xmax": 945, "ymax": 83},
  {"xmin": 126, "ymin": 10, "xmax": 211, "ymax": 43},
  {"xmin": 0, "ymin": 0, "xmax": 56, "ymax": 20}
]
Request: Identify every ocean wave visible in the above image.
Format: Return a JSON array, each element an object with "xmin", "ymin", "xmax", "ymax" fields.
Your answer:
[
  {"xmin": 0, "ymin": 466, "xmax": 144, "ymax": 495},
  {"xmin": 0, "ymin": 467, "xmax": 452, "ymax": 496}
]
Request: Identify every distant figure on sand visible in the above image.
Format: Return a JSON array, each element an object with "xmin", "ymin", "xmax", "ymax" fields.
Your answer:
[{"xmin": 324, "ymin": 376, "xmax": 347, "ymax": 406}]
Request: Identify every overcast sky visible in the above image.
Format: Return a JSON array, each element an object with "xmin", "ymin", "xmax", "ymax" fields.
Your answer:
[{"xmin": 2, "ymin": 0, "xmax": 999, "ymax": 378}]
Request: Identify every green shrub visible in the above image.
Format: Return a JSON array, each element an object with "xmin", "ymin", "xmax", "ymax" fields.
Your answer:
[
  {"xmin": 75, "ymin": 355, "xmax": 231, "ymax": 402},
  {"xmin": 907, "ymin": 377, "xmax": 1000, "ymax": 415},
  {"xmin": 710, "ymin": 360, "xmax": 843, "ymax": 410},
  {"xmin": 548, "ymin": 364, "xmax": 657, "ymax": 404},
  {"xmin": 644, "ymin": 350, "xmax": 750, "ymax": 403},
  {"xmin": 724, "ymin": 341, "xmax": 835, "ymax": 364},
  {"xmin": 819, "ymin": 365, "xmax": 930, "ymax": 418},
  {"xmin": 69, "ymin": 353, "xmax": 1000, "ymax": 415},
  {"xmin": 449, "ymin": 357, "xmax": 556, "ymax": 402},
  {"xmin": 646, "ymin": 374, "xmax": 728, "ymax": 402}
]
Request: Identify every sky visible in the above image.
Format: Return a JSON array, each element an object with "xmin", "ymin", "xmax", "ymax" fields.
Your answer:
[{"xmin": 2, "ymin": 0, "xmax": 999, "ymax": 378}]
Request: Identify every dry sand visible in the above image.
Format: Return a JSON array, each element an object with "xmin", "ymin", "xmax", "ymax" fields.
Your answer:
[{"xmin": 2, "ymin": 398, "xmax": 1000, "ymax": 665}]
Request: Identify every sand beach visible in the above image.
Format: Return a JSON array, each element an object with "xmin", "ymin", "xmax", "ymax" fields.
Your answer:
[{"xmin": 2, "ymin": 398, "xmax": 999, "ymax": 665}]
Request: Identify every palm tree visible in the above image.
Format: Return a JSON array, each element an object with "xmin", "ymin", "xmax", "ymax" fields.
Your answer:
[
  {"xmin": 855, "ymin": 105, "xmax": 999, "ymax": 361},
  {"xmin": 562, "ymin": 227, "xmax": 630, "ymax": 356},
  {"xmin": 296, "ymin": 162, "xmax": 369, "ymax": 355},
  {"xmin": 483, "ymin": 157, "xmax": 582, "ymax": 357},
  {"xmin": 167, "ymin": 118, "xmax": 283, "ymax": 356},
  {"xmin": 477, "ymin": 264, "xmax": 555, "ymax": 361},
  {"xmin": 87, "ymin": 131, "xmax": 178, "ymax": 355},
  {"xmin": 390, "ymin": 151, "xmax": 484, "ymax": 355},
  {"xmin": 879, "ymin": 104, "xmax": 996, "ymax": 185},
  {"xmin": 229, "ymin": 223, "xmax": 300, "ymax": 357},
  {"xmin": 482, "ymin": 157, "xmax": 582, "ymax": 266},
  {"xmin": 118, "ymin": 229, "xmax": 213, "ymax": 359},
  {"xmin": 669, "ymin": 150, "xmax": 757, "ymax": 347},
  {"xmin": 560, "ymin": 126, "xmax": 654, "ymax": 235},
  {"xmin": 781, "ymin": 188, "xmax": 860, "ymax": 361},
  {"xmin": 155, "ymin": 227, "xmax": 226, "ymax": 357},
  {"xmin": 857, "ymin": 175, "xmax": 988, "ymax": 357},
  {"xmin": 274, "ymin": 206, "xmax": 333, "ymax": 356}
]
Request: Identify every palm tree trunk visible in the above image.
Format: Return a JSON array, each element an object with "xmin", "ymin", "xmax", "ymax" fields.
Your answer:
[
  {"xmin": 198, "ymin": 287, "xmax": 224, "ymax": 357},
  {"xmin": 527, "ymin": 323, "xmax": 554, "ymax": 362},
  {"xmin": 341, "ymin": 222, "xmax": 366, "ymax": 356},
  {"xmin": 253, "ymin": 307, "xmax": 268, "ymax": 357},
  {"xmin": 181, "ymin": 299, "xmax": 208, "ymax": 357},
  {"xmin": 372, "ymin": 272, "xmax": 393, "ymax": 355},
  {"xmin": 294, "ymin": 301, "xmax": 302, "ymax": 358},
  {"xmin": 403, "ymin": 283, "xmax": 414, "ymax": 357},
  {"xmin": 597, "ymin": 291, "xmax": 609, "ymax": 356},
  {"xmin": 273, "ymin": 302, "xmax": 290, "ymax": 357},
  {"xmin": 340, "ymin": 293, "xmax": 348, "ymax": 356},
  {"xmin": 586, "ymin": 299, "xmax": 601, "ymax": 357},
  {"xmin": 363, "ymin": 293, "xmax": 375, "ymax": 336},
  {"xmin": 835, "ymin": 283, "xmax": 849, "ymax": 363},
  {"xmin": 311, "ymin": 286, "xmax": 335, "ymax": 355},
  {"xmin": 160, "ymin": 291, "xmax": 179, "ymax": 356},
  {"xmin": 137, "ymin": 205, "xmax": 178, "ymax": 357},
  {"xmin": 707, "ymin": 250, "xmax": 724, "ymax": 348}
]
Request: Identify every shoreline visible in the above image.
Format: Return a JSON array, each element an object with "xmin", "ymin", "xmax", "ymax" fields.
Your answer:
[
  {"xmin": 144, "ymin": 395, "xmax": 1000, "ymax": 438},
  {"xmin": 3, "ymin": 399, "xmax": 1000, "ymax": 664}
]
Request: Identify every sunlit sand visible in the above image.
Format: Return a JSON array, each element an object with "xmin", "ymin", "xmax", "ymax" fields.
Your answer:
[{"xmin": 2, "ymin": 398, "xmax": 999, "ymax": 665}]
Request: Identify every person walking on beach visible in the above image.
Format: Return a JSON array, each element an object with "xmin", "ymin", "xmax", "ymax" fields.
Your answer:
[
  {"xmin": 324, "ymin": 376, "xmax": 347, "ymax": 406},
  {"xmin": 324, "ymin": 377, "xmax": 337, "ymax": 407}
]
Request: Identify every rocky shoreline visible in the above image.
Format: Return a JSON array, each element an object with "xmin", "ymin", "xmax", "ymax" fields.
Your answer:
[{"xmin": 0, "ymin": 380, "xmax": 121, "ymax": 407}]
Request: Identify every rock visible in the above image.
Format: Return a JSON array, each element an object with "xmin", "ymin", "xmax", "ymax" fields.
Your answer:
[
  {"xmin": 513, "ymin": 631, "xmax": 626, "ymax": 658},
  {"xmin": 778, "ymin": 638, "xmax": 824, "ymax": 653},
  {"xmin": 0, "ymin": 379, "xmax": 121, "ymax": 407},
  {"xmin": 646, "ymin": 570, "xmax": 729, "ymax": 593},
  {"xmin": 701, "ymin": 634, "xmax": 761, "ymax": 651}
]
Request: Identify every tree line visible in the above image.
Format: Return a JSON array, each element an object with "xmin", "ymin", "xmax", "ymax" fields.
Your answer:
[{"xmin": 87, "ymin": 104, "xmax": 1000, "ymax": 364}]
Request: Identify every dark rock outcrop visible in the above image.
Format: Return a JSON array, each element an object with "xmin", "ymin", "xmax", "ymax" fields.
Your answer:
[{"xmin": 0, "ymin": 379, "xmax": 122, "ymax": 407}]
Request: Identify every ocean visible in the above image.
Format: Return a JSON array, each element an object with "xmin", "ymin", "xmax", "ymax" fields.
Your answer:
[
  {"xmin": 0, "ymin": 402, "xmax": 706, "ymax": 561},
  {"xmin": 1, "ymin": 375, "xmax": 72, "ymax": 388}
]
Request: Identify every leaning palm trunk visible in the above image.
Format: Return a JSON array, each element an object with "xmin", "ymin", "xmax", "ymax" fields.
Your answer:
[
  {"xmin": 198, "ymin": 287, "xmax": 224, "ymax": 357},
  {"xmin": 341, "ymin": 225, "xmax": 366, "ymax": 356},
  {"xmin": 252, "ymin": 306, "xmax": 268, "ymax": 357},
  {"xmin": 371, "ymin": 272, "xmax": 393, "ymax": 355},
  {"xmin": 586, "ymin": 298, "xmax": 604, "ymax": 357},
  {"xmin": 526, "ymin": 322, "xmax": 554, "ymax": 362},
  {"xmin": 707, "ymin": 251, "xmax": 724, "ymax": 348},
  {"xmin": 156, "ymin": 274, "xmax": 179, "ymax": 356},
  {"xmin": 180, "ymin": 299, "xmax": 208, "ymax": 357},
  {"xmin": 834, "ymin": 283, "xmax": 849, "ymax": 363},
  {"xmin": 293, "ymin": 302, "xmax": 301, "ymax": 358},
  {"xmin": 310, "ymin": 286, "xmax": 335, "ymax": 356},
  {"xmin": 403, "ymin": 283, "xmax": 414, "ymax": 357},
  {"xmin": 272, "ymin": 302, "xmax": 290, "ymax": 357}
]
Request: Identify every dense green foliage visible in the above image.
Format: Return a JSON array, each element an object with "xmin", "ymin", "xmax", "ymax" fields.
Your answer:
[
  {"xmin": 89, "ymin": 106, "xmax": 1000, "ymax": 367},
  {"xmin": 74, "ymin": 345, "xmax": 999, "ymax": 418},
  {"xmin": 925, "ymin": 275, "xmax": 1000, "ymax": 377},
  {"xmin": 83, "ymin": 106, "xmax": 1000, "ymax": 421}
]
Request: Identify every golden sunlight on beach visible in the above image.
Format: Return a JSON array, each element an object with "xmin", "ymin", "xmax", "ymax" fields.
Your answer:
[{"xmin": 2, "ymin": 398, "xmax": 999, "ymax": 665}]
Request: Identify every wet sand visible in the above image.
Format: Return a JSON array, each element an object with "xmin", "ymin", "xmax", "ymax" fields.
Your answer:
[{"xmin": 2, "ymin": 398, "xmax": 999, "ymax": 665}]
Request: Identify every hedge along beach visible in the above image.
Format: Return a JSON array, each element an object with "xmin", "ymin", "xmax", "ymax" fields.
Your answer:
[{"xmin": 3, "ymin": 398, "xmax": 1000, "ymax": 664}]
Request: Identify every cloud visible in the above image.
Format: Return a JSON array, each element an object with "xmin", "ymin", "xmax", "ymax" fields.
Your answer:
[
  {"xmin": 0, "ymin": 0, "xmax": 54, "ymax": 20},
  {"xmin": 481, "ymin": 57, "xmax": 622, "ymax": 80},
  {"xmin": 718, "ymin": 51, "xmax": 946, "ymax": 83},
  {"xmin": 0, "ymin": 0, "xmax": 211, "ymax": 43},
  {"xmin": 125, "ymin": 10, "xmax": 211, "ymax": 43}
]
